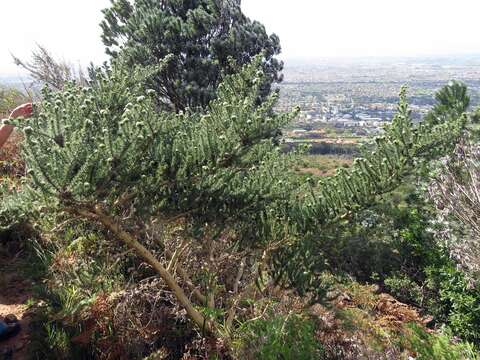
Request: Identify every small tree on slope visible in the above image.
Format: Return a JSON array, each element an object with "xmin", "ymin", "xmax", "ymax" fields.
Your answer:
[{"xmin": 4, "ymin": 59, "xmax": 468, "ymax": 335}]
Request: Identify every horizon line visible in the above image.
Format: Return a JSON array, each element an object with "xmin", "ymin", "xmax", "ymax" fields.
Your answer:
[{"xmin": 2, "ymin": 52, "xmax": 480, "ymax": 79}]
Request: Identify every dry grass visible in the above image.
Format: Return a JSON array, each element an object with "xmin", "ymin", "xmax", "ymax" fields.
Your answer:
[
  {"xmin": 0, "ymin": 131, "xmax": 25, "ymax": 179},
  {"xmin": 296, "ymin": 154, "xmax": 354, "ymax": 177},
  {"xmin": 309, "ymin": 280, "xmax": 432, "ymax": 359}
]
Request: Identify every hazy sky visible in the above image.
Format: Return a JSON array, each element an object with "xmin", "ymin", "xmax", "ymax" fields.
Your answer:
[{"xmin": 1, "ymin": 0, "xmax": 480, "ymax": 75}]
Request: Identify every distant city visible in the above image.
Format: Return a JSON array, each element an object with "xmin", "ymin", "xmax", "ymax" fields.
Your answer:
[
  {"xmin": 277, "ymin": 55, "xmax": 480, "ymax": 137},
  {"xmin": 2, "ymin": 55, "xmax": 480, "ymax": 140}
]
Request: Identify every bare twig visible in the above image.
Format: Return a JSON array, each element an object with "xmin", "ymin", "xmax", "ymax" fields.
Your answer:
[
  {"xmin": 12, "ymin": 44, "xmax": 87, "ymax": 90},
  {"xmin": 225, "ymin": 257, "xmax": 246, "ymax": 331},
  {"xmin": 167, "ymin": 237, "xmax": 189, "ymax": 272}
]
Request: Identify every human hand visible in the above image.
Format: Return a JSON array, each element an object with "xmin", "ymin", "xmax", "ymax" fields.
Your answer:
[{"xmin": 9, "ymin": 103, "xmax": 33, "ymax": 120}]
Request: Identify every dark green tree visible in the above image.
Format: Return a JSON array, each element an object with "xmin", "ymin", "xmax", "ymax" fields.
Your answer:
[
  {"xmin": 100, "ymin": 0, "xmax": 283, "ymax": 111},
  {"xmin": 423, "ymin": 80, "xmax": 470, "ymax": 126}
]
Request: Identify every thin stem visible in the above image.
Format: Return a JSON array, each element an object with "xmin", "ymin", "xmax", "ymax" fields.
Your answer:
[{"xmin": 225, "ymin": 257, "xmax": 246, "ymax": 331}]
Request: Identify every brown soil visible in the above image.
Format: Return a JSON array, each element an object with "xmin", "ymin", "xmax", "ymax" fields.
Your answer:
[
  {"xmin": 0, "ymin": 250, "xmax": 34, "ymax": 360},
  {"xmin": 0, "ymin": 132, "xmax": 34, "ymax": 359}
]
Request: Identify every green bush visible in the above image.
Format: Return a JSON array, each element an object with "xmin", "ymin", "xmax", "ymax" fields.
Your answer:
[
  {"xmin": 384, "ymin": 274, "xmax": 423, "ymax": 306},
  {"xmin": 425, "ymin": 264, "xmax": 480, "ymax": 345},
  {"xmin": 235, "ymin": 314, "xmax": 324, "ymax": 360},
  {"xmin": 403, "ymin": 324, "xmax": 478, "ymax": 360},
  {"xmin": 3, "ymin": 54, "xmax": 471, "ymax": 358}
]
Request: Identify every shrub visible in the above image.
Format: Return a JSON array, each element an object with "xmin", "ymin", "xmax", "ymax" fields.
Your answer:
[
  {"xmin": 403, "ymin": 324, "xmax": 478, "ymax": 360},
  {"xmin": 234, "ymin": 314, "xmax": 324, "ymax": 360},
  {"xmin": 429, "ymin": 142, "xmax": 480, "ymax": 277},
  {"xmin": 425, "ymin": 263, "xmax": 480, "ymax": 345},
  {"xmin": 384, "ymin": 274, "xmax": 423, "ymax": 306},
  {"xmin": 6, "ymin": 56, "xmax": 468, "ymax": 356}
]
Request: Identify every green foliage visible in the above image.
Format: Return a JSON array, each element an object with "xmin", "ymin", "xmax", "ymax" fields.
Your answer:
[
  {"xmin": 363, "ymin": 176, "xmax": 480, "ymax": 346},
  {"xmin": 2, "ymin": 7, "xmax": 474, "ymax": 355},
  {"xmin": 0, "ymin": 182, "xmax": 42, "ymax": 231},
  {"xmin": 101, "ymin": 0, "xmax": 283, "ymax": 111},
  {"xmin": 425, "ymin": 263, "xmax": 480, "ymax": 344},
  {"xmin": 299, "ymin": 187, "xmax": 437, "ymax": 286},
  {"xmin": 348, "ymin": 187, "xmax": 480, "ymax": 346},
  {"xmin": 424, "ymin": 80, "xmax": 470, "ymax": 127},
  {"xmin": 13, "ymin": 58, "xmax": 298, "ymax": 248},
  {"xmin": 293, "ymin": 86, "xmax": 465, "ymax": 231},
  {"xmin": 384, "ymin": 274, "xmax": 423, "ymax": 306},
  {"xmin": 8, "ymin": 58, "xmax": 470, "ymax": 354},
  {"xmin": 403, "ymin": 324, "xmax": 478, "ymax": 360},
  {"xmin": 270, "ymin": 84, "xmax": 467, "ymax": 297},
  {"xmin": 24, "ymin": 220, "xmax": 127, "ymax": 360},
  {"xmin": 234, "ymin": 314, "xmax": 324, "ymax": 360},
  {"xmin": 44, "ymin": 322, "xmax": 79, "ymax": 360}
]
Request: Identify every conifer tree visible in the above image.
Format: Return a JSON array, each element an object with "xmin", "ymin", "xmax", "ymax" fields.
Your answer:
[
  {"xmin": 100, "ymin": 0, "xmax": 283, "ymax": 111},
  {"xmin": 5, "ymin": 59, "xmax": 469, "ymax": 334},
  {"xmin": 423, "ymin": 80, "xmax": 470, "ymax": 126}
]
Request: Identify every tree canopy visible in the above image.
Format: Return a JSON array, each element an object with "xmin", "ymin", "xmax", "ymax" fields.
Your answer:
[{"xmin": 100, "ymin": 0, "xmax": 283, "ymax": 112}]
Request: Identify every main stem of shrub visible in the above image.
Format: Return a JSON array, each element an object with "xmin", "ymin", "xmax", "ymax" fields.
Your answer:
[{"xmin": 67, "ymin": 203, "xmax": 215, "ymax": 335}]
